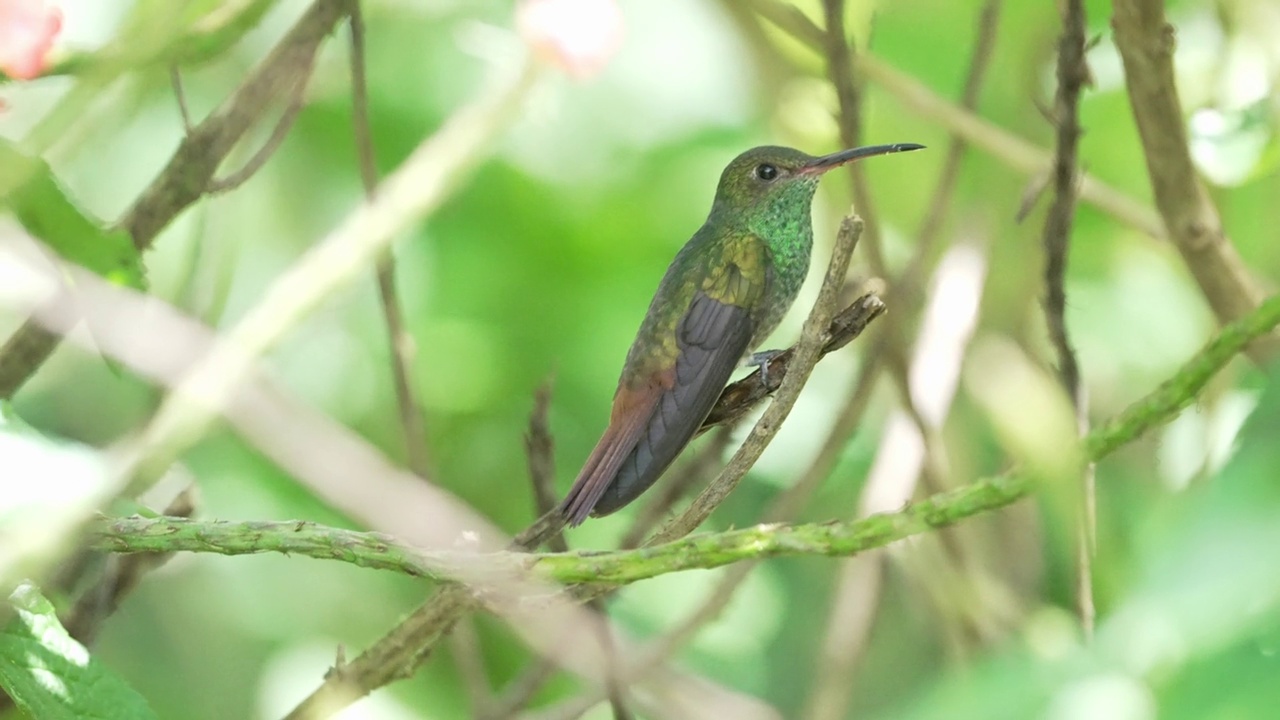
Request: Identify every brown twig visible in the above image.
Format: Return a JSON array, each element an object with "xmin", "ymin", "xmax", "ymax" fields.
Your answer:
[
  {"xmin": 1112, "ymin": 0, "xmax": 1279, "ymax": 363},
  {"xmin": 1044, "ymin": 0, "xmax": 1088, "ymax": 417},
  {"xmin": 345, "ymin": 1, "xmax": 433, "ymax": 478},
  {"xmin": 171, "ymin": 67, "xmax": 193, "ymax": 132},
  {"xmin": 449, "ymin": 618, "xmax": 497, "ymax": 719},
  {"xmin": 481, "ymin": 662, "xmax": 558, "ymax": 720},
  {"xmin": 820, "ymin": 1, "xmax": 887, "ymax": 278},
  {"xmin": 1043, "ymin": 0, "xmax": 1095, "ymax": 639},
  {"xmin": 207, "ymin": 60, "xmax": 314, "ymax": 194},
  {"xmin": 0, "ymin": 0, "xmax": 348, "ymax": 399},
  {"xmin": 507, "ymin": 375, "xmax": 643, "ymax": 720},
  {"xmin": 525, "ymin": 377, "xmax": 563, "ymax": 551}
]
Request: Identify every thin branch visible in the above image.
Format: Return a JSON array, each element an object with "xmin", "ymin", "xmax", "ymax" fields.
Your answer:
[
  {"xmin": 1084, "ymin": 299, "xmax": 1280, "ymax": 460},
  {"xmin": 647, "ymin": 216, "xmax": 868, "ymax": 544},
  {"xmin": 171, "ymin": 67, "xmax": 194, "ymax": 132},
  {"xmin": 0, "ymin": 0, "xmax": 349, "ymax": 399},
  {"xmin": 1111, "ymin": 0, "xmax": 1279, "ymax": 363},
  {"xmin": 373, "ymin": 261, "xmax": 431, "ymax": 459},
  {"xmin": 449, "ymin": 618, "xmax": 496, "ymax": 719},
  {"xmin": 510, "ymin": 377, "xmax": 638, "ymax": 720},
  {"xmin": 1042, "ymin": 0, "xmax": 1094, "ymax": 639},
  {"xmin": 820, "ymin": 0, "xmax": 886, "ymax": 277},
  {"xmin": 206, "ymin": 62, "xmax": 313, "ymax": 194},
  {"xmin": 481, "ymin": 662, "xmax": 558, "ymax": 720},
  {"xmin": 1043, "ymin": 0, "xmax": 1088, "ymax": 410},
  {"xmin": 346, "ymin": 1, "xmax": 378, "ymax": 195},
  {"xmin": 346, "ymin": 0, "xmax": 434, "ymax": 478},
  {"xmin": 525, "ymin": 377, "xmax": 563, "ymax": 551},
  {"xmin": 125, "ymin": 1, "xmax": 341, "ymax": 247}
]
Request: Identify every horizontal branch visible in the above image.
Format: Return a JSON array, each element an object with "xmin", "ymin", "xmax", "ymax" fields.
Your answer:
[
  {"xmin": 91, "ymin": 477, "xmax": 1026, "ymax": 586},
  {"xmin": 89, "ymin": 291, "xmax": 1280, "ymax": 587}
]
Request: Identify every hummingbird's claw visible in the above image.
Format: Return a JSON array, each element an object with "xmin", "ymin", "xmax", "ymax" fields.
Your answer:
[{"xmin": 749, "ymin": 349, "xmax": 784, "ymax": 389}]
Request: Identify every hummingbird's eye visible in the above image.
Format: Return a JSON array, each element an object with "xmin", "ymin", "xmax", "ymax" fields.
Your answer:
[{"xmin": 754, "ymin": 163, "xmax": 779, "ymax": 181}]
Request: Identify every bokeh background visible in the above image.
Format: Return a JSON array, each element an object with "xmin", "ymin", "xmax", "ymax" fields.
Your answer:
[{"xmin": 2, "ymin": 0, "xmax": 1280, "ymax": 718}]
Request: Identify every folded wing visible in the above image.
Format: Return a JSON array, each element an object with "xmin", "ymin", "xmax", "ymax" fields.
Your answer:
[{"xmin": 559, "ymin": 239, "xmax": 769, "ymax": 526}]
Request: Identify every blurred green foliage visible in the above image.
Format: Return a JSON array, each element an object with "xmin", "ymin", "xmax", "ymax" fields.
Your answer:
[{"xmin": 1, "ymin": 0, "xmax": 1279, "ymax": 718}]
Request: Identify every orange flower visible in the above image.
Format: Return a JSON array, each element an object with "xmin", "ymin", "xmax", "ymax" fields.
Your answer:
[{"xmin": 0, "ymin": 0, "xmax": 62, "ymax": 80}]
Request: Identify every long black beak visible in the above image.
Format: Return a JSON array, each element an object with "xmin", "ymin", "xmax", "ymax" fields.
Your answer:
[{"xmin": 799, "ymin": 142, "xmax": 925, "ymax": 175}]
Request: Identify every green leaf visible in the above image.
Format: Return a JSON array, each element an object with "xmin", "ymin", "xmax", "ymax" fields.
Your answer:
[
  {"xmin": 0, "ymin": 584, "xmax": 157, "ymax": 720},
  {"xmin": 0, "ymin": 138, "xmax": 146, "ymax": 290}
]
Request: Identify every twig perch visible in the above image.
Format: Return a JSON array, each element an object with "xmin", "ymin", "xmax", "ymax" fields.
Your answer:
[{"xmin": 1042, "ymin": 0, "xmax": 1095, "ymax": 638}]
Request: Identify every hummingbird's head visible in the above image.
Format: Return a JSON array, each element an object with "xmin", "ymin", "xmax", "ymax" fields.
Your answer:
[{"xmin": 709, "ymin": 143, "xmax": 924, "ymax": 231}]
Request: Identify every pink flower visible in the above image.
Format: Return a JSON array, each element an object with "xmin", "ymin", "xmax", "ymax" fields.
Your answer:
[
  {"xmin": 517, "ymin": 0, "xmax": 623, "ymax": 80},
  {"xmin": 0, "ymin": 0, "xmax": 62, "ymax": 80}
]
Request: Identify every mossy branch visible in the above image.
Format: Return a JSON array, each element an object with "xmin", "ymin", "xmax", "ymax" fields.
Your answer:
[
  {"xmin": 91, "ymin": 475, "xmax": 1027, "ymax": 586},
  {"xmin": 90, "ymin": 292, "xmax": 1280, "ymax": 585}
]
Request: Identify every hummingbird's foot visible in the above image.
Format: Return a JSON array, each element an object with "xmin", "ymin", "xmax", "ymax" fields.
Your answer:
[{"xmin": 748, "ymin": 349, "xmax": 784, "ymax": 389}]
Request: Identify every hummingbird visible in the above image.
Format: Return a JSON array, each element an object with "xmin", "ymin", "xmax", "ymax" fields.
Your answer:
[{"xmin": 558, "ymin": 143, "xmax": 924, "ymax": 527}]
